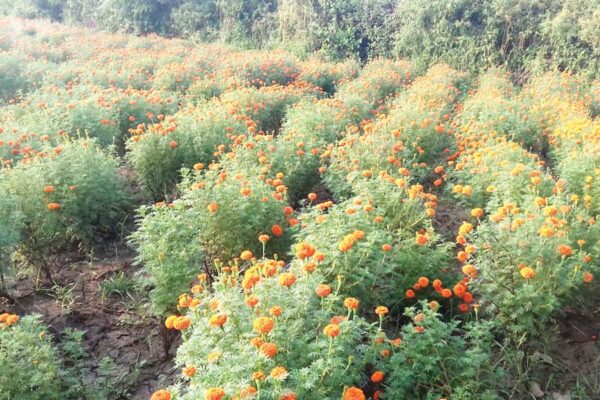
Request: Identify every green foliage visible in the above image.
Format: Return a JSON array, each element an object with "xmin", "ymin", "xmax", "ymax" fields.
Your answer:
[
  {"xmin": 0, "ymin": 315, "xmax": 62, "ymax": 400},
  {"xmin": 385, "ymin": 304, "xmax": 502, "ymax": 399},
  {"xmin": 126, "ymin": 101, "xmax": 251, "ymax": 198},
  {"xmin": 130, "ymin": 203, "xmax": 203, "ymax": 316},
  {"xmin": 0, "ymin": 139, "xmax": 130, "ymax": 276}
]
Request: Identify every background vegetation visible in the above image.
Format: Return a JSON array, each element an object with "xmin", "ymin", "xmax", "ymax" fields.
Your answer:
[{"xmin": 2, "ymin": 0, "xmax": 598, "ymax": 77}]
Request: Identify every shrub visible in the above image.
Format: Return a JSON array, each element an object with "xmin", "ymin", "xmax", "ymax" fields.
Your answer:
[
  {"xmin": 461, "ymin": 194, "xmax": 600, "ymax": 341},
  {"xmin": 130, "ymin": 203, "xmax": 203, "ymax": 316},
  {"xmin": 161, "ymin": 257, "xmax": 384, "ymax": 399},
  {"xmin": 335, "ymin": 58, "xmax": 414, "ymax": 113},
  {"xmin": 384, "ymin": 304, "xmax": 501, "ymax": 400},
  {"xmin": 295, "ymin": 179, "xmax": 453, "ymax": 311},
  {"xmin": 220, "ymin": 83, "xmax": 321, "ymax": 133},
  {"xmin": 298, "ymin": 58, "xmax": 360, "ymax": 95},
  {"xmin": 126, "ymin": 100, "xmax": 252, "ymax": 198},
  {"xmin": 0, "ymin": 139, "xmax": 130, "ymax": 277},
  {"xmin": 0, "ymin": 314, "xmax": 62, "ymax": 400}
]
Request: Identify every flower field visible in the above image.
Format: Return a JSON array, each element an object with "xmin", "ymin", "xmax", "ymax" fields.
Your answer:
[{"xmin": 0, "ymin": 17, "xmax": 599, "ymax": 400}]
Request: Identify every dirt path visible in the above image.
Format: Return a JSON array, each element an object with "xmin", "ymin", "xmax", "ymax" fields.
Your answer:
[{"xmin": 0, "ymin": 249, "xmax": 179, "ymax": 399}]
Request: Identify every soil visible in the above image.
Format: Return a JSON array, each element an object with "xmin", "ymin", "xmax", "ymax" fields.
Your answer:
[{"xmin": 0, "ymin": 245, "xmax": 180, "ymax": 400}]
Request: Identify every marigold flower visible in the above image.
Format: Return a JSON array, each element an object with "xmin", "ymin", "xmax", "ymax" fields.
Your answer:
[
  {"xmin": 259, "ymin": 342, "xmax": 278, "ymax": 358},
  {"xmin": 207, "ymin": 202, "xmax": 219, "ymax": 213},
  {"xmin": 308, "ymin": 192, "xmax": 317, "ymax": 201},
  {"xmin": 252, "ymin": 371, "xmax": 265, "ymax": 381},
  {"xmin": 270, "ymin": 366, "xmax": 288, "ymax": 380},
  {"xmin": 151, "ymin": 389, "xmax": 171, "ymax": 400},
  {"xmin": 471, "ymin": 208, "xmax": 484, "ymax": 218},
  {"xmin": 164, "ymin": 315, "xmax": 177, "ymax": 329},
  {"xmin": 344, "ymin": 297, "xmax": 359, "ymax": 310},
  {"xmin": 205, "ymin": 387, "xmax": 226, "ymax": 400},
  {"xmin": 279, "ymin": 392, "xmax": 297, "ymax": 400},
  {"xmin": 323, "ymin": 323, "xmax": 341, "ymax": 338},
  {"xmin": 343, "ymin": 387, "xmax": 365, "ymax": 400},
  {"xmin": 381, "ymin": 244, "xmax": 392, "ymax": 252},
  {"xmin": 246, "ymin": 295, "xmax": 259, "ymax": 308},
  {"xmin": 47, "ymin": 202, "xmax": 61, "ymax": 211},
  {"xmin": 375, "ymin": 306, "xmax": 389, "ymax": 316},
  {"xmin": 173, "ymin": 316, "xmax": 191, "ymax": 330},
  {"xmin": 583, "ymin": 272, "xmax": 593, "ymax": 283},
  {"xmin": 183, "ymin": 365, "xmax": 196, "ymax": 377},
  {"xmin": 315, "ymin": 284, "xmax": 331, "ymax": 298},
  {"xmin": 520, "ymin": 267, "xmax": 535, "ymax": 279},
  {"xmin": 441, "ymin": 288, "xmax": 452, "ymax": 298},
  {"xmin": 405, "ymin": 289, "xmax": 415, "ymax": 299},
  {"xmin": 269, "ymin": 306, "xmax": 282, "ymax": 317},
  {"xmin": 258, "ymin": 234, "xmax": 270, "ymax": 243},
  {"xmin": 209, "ymin": 314, "xmax": 228, "ymax": 328},
  {"xmin": 458, "ymin": 303, "xmax": 469, "ymax": 313},
  {"xmin": 371, "ymin": 370, "xmax": 384, "ymax": 383},
  {"xmin": 330, "ymin": 315, "xmax": 346, "ymax": 324},
  {"xmin": 271, "ymin": 224, "xmax": 284, "ymax": 236},
  {"xmin": 240, "ymin": 250, "xmax": 253, "ymax": 260},
  {"xmin": 278, "ymin": 272, "xmax": 297, "ymax": 287},
  {"xmin": 557, "ymin": 244, "xmax": 573, "ymax": 257},
  {"xmin": 415, "ymin": 234, "xmax": 428, "ymax": 245},
  {"xmin": 43, "ymin": 185, "xmax": 55, "ymax": 193},
  {"xmin": 417, "ymin": 277, "xmax": 429, "ymax": 287},
  {"xmin": 253, "ymin": 316, "xmax": 274, "ymax": 334}
]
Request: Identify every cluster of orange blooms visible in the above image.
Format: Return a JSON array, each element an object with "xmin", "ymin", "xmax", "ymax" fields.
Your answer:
[{"xmin": 0, "ymin": 313, "xmax": 20, "ymax": 328}]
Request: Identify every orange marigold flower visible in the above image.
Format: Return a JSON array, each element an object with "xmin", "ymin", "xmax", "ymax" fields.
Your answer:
[
  {"xmin": 246, "ymin": 295, "xmax": 259, "ymax": 308},
  {"xmin": 343, "ymin": 387, "xmax": 366, "ymax": 400},
  {"xmin": 43, "ymin": 185, "xmax": 54, "ymax": 193},
  {"xmin": 375, "ymin": 306, "xmax": 389, "ymax": 316},
  {"xmin": 164, "ymin": 315, "xmax": 177, "ymax": 329},
  {"xmin": 371, "ymin": 370, "xmax": 384, "ymax": 384},
  {"xmin": 240, "ymin": 250, "xmax": 253, "ymax": 260},
  {"xmin": 381, "ymin": 244, "xmax": 392, "ymax": 252},
  {"xmin": 253, "ymin": 317, "xmax": 274, "ymax": 334},
  {"xmin": 557, "ymin": 244, "xmax": 573, "ymax": 257},
  {"xmin": 322, "ymin": 322, "xmax": 342, "ymax": 337},
  {"xmin": 207, "ymin": 202, "xmax": 219, "ymax": 213},
  {"xmin": 279, "ymin": 392, "xmax": 297, "ymax": 400},
  {"xmin": 417, "ymin": 277, "xmax": 429, "ymax": 287},
  {"xmin": 168, "ymin": 141, "xmax": 177, "ymax": 148},
  {"xmin": 173, "ymin": 316, "xmax": 191, "ymax": 330},
  {"xmin": 270, "ymin": 366, "xmax": 288, "ymax": 380},
  {"xmin": 441, "ymin": 288, "xmax": 452, "ymax": 298},
  {"xmin": 344, "ymin": 297, "xmax": 359, "ymax": 310},
  {"xmin": 471, "ymin": 208, "xmax": 484, "ymax": 218},
  {"xmin": 583, "ymin": 272, "xmax": 593, "ymax": 283},
  {"xmin": 308, "ymin": 192, "xmax": 317, "ymax": 201},
  {"xmin": 209, "ymin": 313, "xmax": 228, "ymax": 328},
  {"xmin": 330, "ymin": 315, "xmax": 346, "ymax": 324},
  {"xmin": 259, "ymin": 342, "xmax": 278, "ymax": 358},
  {"xmin": 315, "ymin": 284, "xmax": 332, "ymax": 298},
  {"xmin": 252, "ymin": 370, "xmax": 265, "ymax": 381},
  {"xmin": 520, "ymin": 267, "xmax": 535, "ymax": 279},
  {"xmin": 151, "ymin": 389, "xmax": 171, "ymax": 400},
  {"xmin": 269, "ymin": 306, "xmax": 282, "ymax": 317},
  {"xmin": 205, "ymin": 387, "xmax": 226, "ymax": 400},
  {"xmin": 47, "ymin": 202, "xmax": 61, "ymax": 211},
  {"xmin": 458, "ymin": 303, "xmax": 469, "ymax": 313},
  {"xmin": 183, "ymin": 365, "xmax": 197, "ymax": 377},
  {"xmin": 278, "ymin": 272, "xmax": 297, "ymax": 287},
  {"xmin": 415, "ymin": 234, "xmax": 428, "ymax": 246},
  {"xmin": 258, "ymin": 234, "xmax": 270, "ymax": 243},
  {"xmin": 271, "ymin": 224, "xmax": 284, "ymax": 237},
  {"xmin": 405, "ymin": 289, "xmax": 415, "ymax": 299}
]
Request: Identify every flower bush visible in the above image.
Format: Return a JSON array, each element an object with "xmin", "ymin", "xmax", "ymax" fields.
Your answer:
[
  {"xmin": 0, "ymin": 138, "xmax": 130, "ymax": 277},
  {"xmin": 126, "ymin": 100, "xmax": 252, "ymax": 198},
  {"xmin": 0, "ymin": 314, "xmax": 63, "ymax": 400}
]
